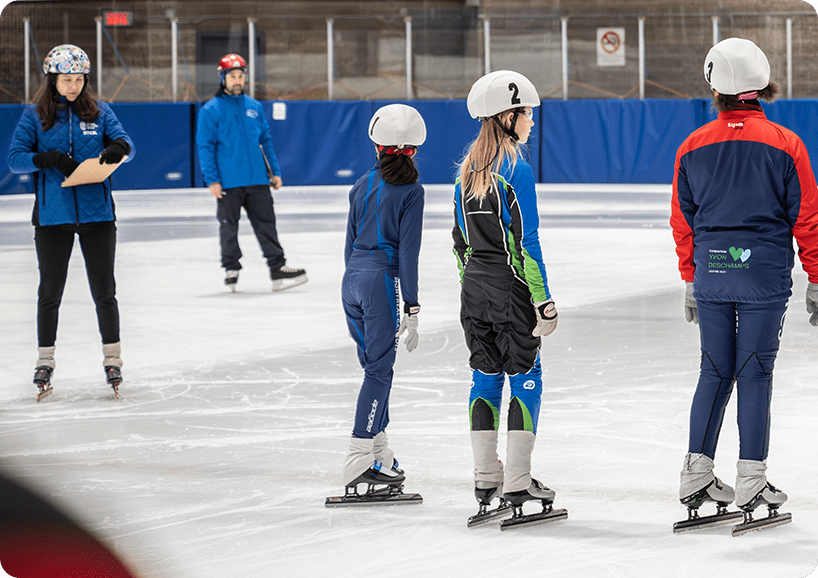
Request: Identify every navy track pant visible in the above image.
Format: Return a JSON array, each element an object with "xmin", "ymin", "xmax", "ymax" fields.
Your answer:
[
  {"xmin": 688, "ymin": 300, "xmax": 787, "ymax": 462},
  {"xmin": 342, "ymin": 268, "xmax": 400, "ymax": 439}
]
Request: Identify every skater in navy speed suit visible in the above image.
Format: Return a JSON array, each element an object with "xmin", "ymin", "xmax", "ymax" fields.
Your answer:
[
  {"xmin": 340, "ymin": 104, "xmax": 426, "ymax": 490},
  {"xmin": 672, "ymin": 38, "xmax": 818, "ymax": 522},
  {"xmin": 454, "ymin": 71, "xmax": 561, "ymax": 521}
]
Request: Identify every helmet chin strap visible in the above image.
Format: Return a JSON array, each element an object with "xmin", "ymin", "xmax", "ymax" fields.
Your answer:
[{"xmin": 490, "ymin": 112, "xmax": 520, "ymax": 141}]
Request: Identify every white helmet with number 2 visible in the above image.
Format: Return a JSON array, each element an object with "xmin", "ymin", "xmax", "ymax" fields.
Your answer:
[
  {"xmin": 704, "ymin": 38, "xmax": 770, "ymax": 95},
  {"xmin": 368, "ymin": 104, "xmax": 427, "ymax": 148},
  {"xmin": 467, "ymin": 70, "xmax": 540, "ymax": 120}
]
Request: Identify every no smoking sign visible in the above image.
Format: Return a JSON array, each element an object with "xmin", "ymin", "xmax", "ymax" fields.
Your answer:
[{"xmin": 597, "ymin": 27, "xmax": 626, "ymax": 67}]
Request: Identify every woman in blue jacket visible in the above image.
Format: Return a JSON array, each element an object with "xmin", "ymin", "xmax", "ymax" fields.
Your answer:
[
  {"xmin": 339, "ymin": 104, "xmax": 425, "ymax": 498},
  {"xmin": 7, "ymin": 44, "xmax": 135, "ymax": 399}
]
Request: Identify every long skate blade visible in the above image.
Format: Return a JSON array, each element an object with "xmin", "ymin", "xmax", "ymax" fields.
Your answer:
[
  {"xmin": 35, "ymin": 386, "xmax": 53, "ymax": 402},
  {"xmin": 273, "ymin": 275, "xmax": 308, "ymax": 292},
  {"xmin": 325, "ymin": 492, "xmax": 422, "ymax": 507},
  {"xmin": 111, "ymin": 385, "xmax": 120, "ymax": 400},
  {"xmin": 499, "ymin": 508, "xmax": 568, "ymax": 531},
  {"xmin": 468, "ymin": 503, "xmax": 513, "ymax": 527},
  {"xmin": 731, "ymin": 511, "xmax": 792, "ymax": 537},
  {"xmin": 673, "ymin": 510, "xmax": 743, "ymax": 533}
]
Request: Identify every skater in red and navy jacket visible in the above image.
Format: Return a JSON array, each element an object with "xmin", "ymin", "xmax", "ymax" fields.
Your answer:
[{"xmin": 671, "ymin": 38, "xmax": 818, "ymax": 525}]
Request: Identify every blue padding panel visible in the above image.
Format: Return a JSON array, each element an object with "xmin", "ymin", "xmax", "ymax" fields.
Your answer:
[
  {"xmin": 760, "ymin": 99, "xmax": 818, "ymax": 167},
  {"xmin": 109, "ymin": 102, "xmax": 193, "ymax": 189},
  {"xmin": 0, "ymin": 105, "xmax": 34, "ymax": 195},
  {"xmin": 263, "ymin": 100, "xmax": 372, "ymax": 186},
  {"xmin": 541, "ymin": 99, "xmax": 704, "ymax": 184}
]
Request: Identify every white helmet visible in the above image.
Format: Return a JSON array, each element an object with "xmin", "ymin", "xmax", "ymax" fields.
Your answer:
[
  {"xmin": 467, "ymin": 70, "xmax": 540, "ymax": 120},
  {"xmin": 43, "ymin": 44, "xmax": 90, "ymax": 75},
  {"xmin": 704, "ymin": 38, "xmax": 770, "ymax": 95},
  {"xmin": 368, "ymin": 104, "xmax": 427, "ymax": 148}
]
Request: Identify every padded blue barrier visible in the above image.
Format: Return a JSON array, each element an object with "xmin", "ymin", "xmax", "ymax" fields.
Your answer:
[
  {"xmin": 757, "ymin": 100, "xmax": 818, "ymax": 168},
  {"xmin": 0, "ymin": 105, "xmax": 35, "ymax": 195},
  {"xmin": 540, "ymin": 99, "xmax": 706, "ymax": 183},
  {"xmin": 109, "ymin": 102, "xmax": 193, "ymax": 190}
]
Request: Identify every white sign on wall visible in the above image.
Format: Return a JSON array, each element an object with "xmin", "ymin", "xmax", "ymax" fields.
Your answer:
[{"xmin": 597, "ymin": 27, "xmax": 626, "ymax": 67}]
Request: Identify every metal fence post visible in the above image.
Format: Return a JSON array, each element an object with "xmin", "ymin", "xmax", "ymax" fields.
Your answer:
[
  {"xmin": 24, "ymin": 18, "xmax": 30, "ymax": 103},
  {"xmin": 405, "ymin": 16, "xmax": 413, "ymax": 100},
  {"xmin": 482, "ymin": 16, "xmax": 491, "ymax": 75},
  {"xmin": 638, "ymin": 17, "xmax": 645, "ymax": 100},
  {"xmin": 327, "ymin": 18, "xmax": 334, "ymax": 101},
  {"xmin": 96, "ymin": 16, "xmax": 103, "ymax": 98},
  {"xmin": 711, "ymin": 16, "xmax": 719, "ymax": 46},
  {"xmin": 786, "ymin": 17, "xmax": 793, "ymax": 99},
  {"xmin": 561, "ymin": 17, "xmax": 569, "ymax": 100},
  {"xmin": 248, "ymin": 18, "xmax": 256, "ymax": 99},
  {"xmin": 171, "ymin": 18, "xmax": 178, "ymax": 102}
]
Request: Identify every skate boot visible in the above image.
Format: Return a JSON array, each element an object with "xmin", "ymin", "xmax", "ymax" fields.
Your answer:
[
  {"xmin": 373, "ymin": 431, "xmax": 403, "ymax": 475},
  {"xmin": 674, "ymin": 453, "xmax": 740, "ymax": 532},
  {"xmin": 271, "ymin": 266, "xmax": 307, "ymax": 292},
  {"xmin": 224, "ymin": 270, "xmax": 239, "ymax": 292},
  {"xmin": 467, "ymin": 430, "xmax": 510, "ymax": 527},
  {"xmin": 33, "ymin": 366, "xmax": 54, "ymax": 401},
  {"xmin": 732, "ymin": 460, "xmax": 791, "ymax": 536},
  {"xmin": 499, "ymin": 431, "xmax": 567, "ymax": 530},
  {"xmin": 326, "ymin": 436, "xmax": 420, "ymax": 507},
  {"xmin": 105, "ymin": 366, "xmax": 122, "ymax": 399}
]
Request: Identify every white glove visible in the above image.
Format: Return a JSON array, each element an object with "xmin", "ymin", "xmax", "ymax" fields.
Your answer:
[
  {"xmin": 684, "ymin": 281, "xmax": 698, "ymax": 325},
  {"xmin": 807, "ymin": 283, "xmax": 818, "ymax": 326},
  {"xmin": 532, "ymin": 300, "xmax": 558, "ymax": 337},
  {"xmin": 396, "ymin": 314, "xmax": 419, "ymax": 352}
]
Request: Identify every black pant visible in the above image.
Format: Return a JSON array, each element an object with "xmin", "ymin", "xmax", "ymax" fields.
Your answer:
[
  {"xmin": 217, "ymin": 185, "xmax": 285, "ymax": 272},
  {"xmin": 35, "ymin": 221, "xmax": 119, "ymax": 347}
]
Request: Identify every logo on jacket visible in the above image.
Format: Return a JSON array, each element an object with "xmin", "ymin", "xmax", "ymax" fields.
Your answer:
[
  {"xmin": 728, "ymin": 122, "xmax": 744, "ymax": 129},
  {"xmin": 708, "ymin": 247, "xmax": 750, "ymax": 272},
  {"xmin": 79, "ymin": 121, "xmax": 98, "ymax": 135},
  {"xmin": 246, "ymin": 109, "xmax": 258, "ymax": 119},
  {"xmin": 729, "ymin": 246, "xmax": 751, "ymax": 262}
]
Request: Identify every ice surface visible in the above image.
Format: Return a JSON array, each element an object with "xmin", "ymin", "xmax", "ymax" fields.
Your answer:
[{"xmin": 0, "ymin": 185, "xmax": 816, "ymax": 578}]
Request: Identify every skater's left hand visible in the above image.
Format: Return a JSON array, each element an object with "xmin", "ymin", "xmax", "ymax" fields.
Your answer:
[
  {"xmin": 684, "ymin": 281, "xmax": 698, "ymax": 324},
  {"xmin": 807, "ymin": 282, "xmax": 818, "ymax": 326},
  {"xmin": 532, "ymin": 300, "xmax": 558, "ymax": 337},
  {"xmin": 396, "ymin": 312, "xmax": 419, "ymax": 352}
]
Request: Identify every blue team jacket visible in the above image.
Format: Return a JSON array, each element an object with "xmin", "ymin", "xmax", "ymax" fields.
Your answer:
[
  {"xmin": 344, "ymin": 163, "xmax": 424, "ymax": 307},
  {"xmin": 196, "ymin": 92, "xmax": 280, "ymax": 190},
  {"xmin": 7, "ymin": 99, "xmax": 135, "ymax": 226}
]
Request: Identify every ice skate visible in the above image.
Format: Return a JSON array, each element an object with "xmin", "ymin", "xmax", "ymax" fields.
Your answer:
[
  {"xmin": 105, "ymin": 366, "xmax": 122, "ymax": 399},
  {"xmin": 498, "ymin": 431, "xmax": 567, "ymax": 530},
  {"xmin": 224, "ymin": 270, "xmax": 239, "ymax": 292},
  {"xmin": 33, "ymin": 366, "xmax": 54, "ymax": 401},
  {"xmin": 674, "ymin": 453, "xmax": 741, "ymax": 533},
  {"xmin": 467, "ymin": 430, "xmax": 510, "ymax": 527},
  {"xmin": 468, "ymin": 484, "xmax": 511, "ymax": 527},
  {"xmin": 732, "ymin": 460, "xmax": 791, "ymax": 536},
  {"xmin": 271, "ymin": 266, "xmax": 307, "ymax": 292},
  {"xmin": 326, "ymin": 436, "xmax": 421, "ymax": 507}
]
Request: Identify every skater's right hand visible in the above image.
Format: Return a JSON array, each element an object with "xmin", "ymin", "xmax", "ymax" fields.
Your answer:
[
  {"xmin": 396, "ymin": 310, "xmax": 419, "ymax": 352},
  {"xmin": 209, "ymin": 183, "xmax": 223, "ymax": 198},
  {"xmin": 807, "ymin": 282, "xmax": 818, "ymax": 326},
  {"xmin": 532, "ymin": 300, "xmax": 558, "ymax": 337},
  {"xmin": 684, "ymin": 281, "xmax": 698, "ymax": 324}
]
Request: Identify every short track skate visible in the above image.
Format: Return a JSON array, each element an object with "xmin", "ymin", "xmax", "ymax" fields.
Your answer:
[
  {"xmin": 499, "ymin": 480, "xmax": 567, "ymax": 531},
  {"xmin": 105, "ymin": 366, "xmax": 122, "ymax": 400},
  {"xmin": 732, "ymin": 485, "xmax": 792, "ymax": 537},
  {"xmin": 325, "ymin": 468, "xmax": 421, "ymax": 507},
  {"xmin": 467, "ymin": 486, "xmax": 512, "ymax": 528},
  {"xmin": 33, "ymin": 366, "xmax": 53, "ymax": 402},
  {"xmin": 673, "ymin": 504, "xmax": 743, "ymax": 533}
]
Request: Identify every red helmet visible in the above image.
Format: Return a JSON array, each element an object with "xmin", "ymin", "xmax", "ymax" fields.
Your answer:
[{"xmin": 217, "ymin": 54, "xmax": 247, "ymax": 74}]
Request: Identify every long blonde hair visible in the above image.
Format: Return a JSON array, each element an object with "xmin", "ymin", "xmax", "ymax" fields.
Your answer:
[{"xmin": 458, "ymin": 110, "xmax": 521, "ymax": 201}]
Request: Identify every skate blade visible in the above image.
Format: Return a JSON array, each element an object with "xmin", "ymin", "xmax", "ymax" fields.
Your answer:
[
  {"xmin": 35, "ymin": 386, "xmax": 53, "ymax": 402},
  {"xmin": 325, "ymin": 492, "xmax": 422, "ymax": 507},
  {"xmin": 467, "ymin": 503, "xmax": 513, "ymax": 528},
  {"xmin": 673, "ymin": 510, "xmax": 743, "ymax": 533},
  {"xmin": 272, "ymin": 275, "xmax": 308, "ymax": 292},
  {"xmin": 228, "ymin": 285, "xmax": 237, "ymax": 293},
  {"xmin": 499, "ymin": 508, "xmax": 568, "ymax": 531},
  {"xmin": 111, "ymin": 385, "xmax": 121, "ymax": 400},
  {"xmin": 731, "ymin": 511, "xmax": 792, "ymax": 537}
]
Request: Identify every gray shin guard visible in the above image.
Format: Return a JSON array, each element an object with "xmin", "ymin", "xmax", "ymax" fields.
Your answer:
[
  {"xmin": 679, "ymin": 453, "xmax": 716, "ymax": 499},
  {"xmin": 471, "ymin": 430, "xmax": 503, "ymax": 490},
  {"xmin": 37, "ymin": 346, "xmax": 56, "ymax": 369},
  {"xmin": 102, "ymin": 341, "xmax": 122, "ymax": 368},
  {"xmin": 373, "ymin": 431, "xmax": 396, "ymax": 469},
  {"xmin": 735, "ymin": 459, "xmax": 768, "ymax": 507},
  {"xmin": 504, "ymin": 430, "xmax": 536, "ymax": 493},
  {"xmin": 342, "ymin": 437, "xmax": 376, "ymax": 486}
]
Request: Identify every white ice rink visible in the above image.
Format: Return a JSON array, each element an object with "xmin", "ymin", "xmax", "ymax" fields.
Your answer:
[{"xmin": 0, "ymin": 184, "xmax": 816, "ymax": 578}]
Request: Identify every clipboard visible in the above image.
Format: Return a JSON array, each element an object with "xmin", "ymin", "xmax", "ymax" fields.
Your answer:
[{"xmin": 61, "ymin": 156, "xmax": 127, "ymax": 187}]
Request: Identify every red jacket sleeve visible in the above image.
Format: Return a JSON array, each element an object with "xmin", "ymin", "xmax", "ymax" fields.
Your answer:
[
  {"xmin": 670, "ymin": 143, "xmax": 695, "ymax": 283},
  {"xmin": 790, "ymin": 137, "xmax": 818, "ymax": 284}
]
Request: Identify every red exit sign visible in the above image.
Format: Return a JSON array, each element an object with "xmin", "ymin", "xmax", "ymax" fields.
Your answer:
[{"xmin": 104, "ymin": 11, "xmax": 133, "ymax": 26}]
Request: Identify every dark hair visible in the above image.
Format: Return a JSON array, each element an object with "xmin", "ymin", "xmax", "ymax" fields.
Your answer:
[
  {"xmin": 378, "ymin": 149, "xmax": 419, "ymax": 186},
  {"xmin": 36, "ymin": 74, "xmax": 100, "ymax": 131},
  {"xmin": 712, "ymin": 82, "xmax": 780, "ymax": 112}
]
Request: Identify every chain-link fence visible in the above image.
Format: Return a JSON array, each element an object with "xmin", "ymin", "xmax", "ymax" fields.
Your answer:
[{"xmin": 1, "ymin": 2, "xmax": 814, "ymax": 104}]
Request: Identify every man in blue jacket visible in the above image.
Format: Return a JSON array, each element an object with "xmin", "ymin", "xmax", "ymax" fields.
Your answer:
[{"xmin": 196, "ymin": 54, "xmax": 306, "ymax": 292}]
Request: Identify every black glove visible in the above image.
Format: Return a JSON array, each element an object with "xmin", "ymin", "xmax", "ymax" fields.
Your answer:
[
  {"xmin": 99, "ymin": 138, "xmax": 130, "ymax": 165},
  {"xmin": 32, "ymin": 150, "xmax": 79, "ymax": 177}
]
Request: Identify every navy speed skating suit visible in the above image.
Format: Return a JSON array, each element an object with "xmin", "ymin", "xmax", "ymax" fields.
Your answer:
[{"xmin": 343, "ymin": 163, "xmax": 424, "ymax": 439}]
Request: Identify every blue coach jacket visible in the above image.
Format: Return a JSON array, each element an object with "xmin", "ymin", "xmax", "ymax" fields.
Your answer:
[
  {"xmin": 196, "ymin": 92, "xmax": 280, "ymax": 190},
  {"xmin": 7, "ymin": 99, "xmax": 135, "ymax": 226}
]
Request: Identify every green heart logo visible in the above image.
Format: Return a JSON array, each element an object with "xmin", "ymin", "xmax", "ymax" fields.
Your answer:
[{"xmin": 729, "ymin": 247, "xmax": 743, "ymax": 261}]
